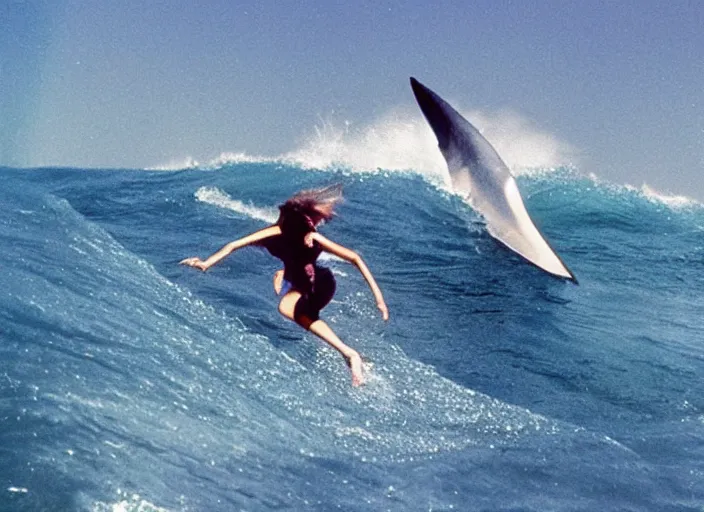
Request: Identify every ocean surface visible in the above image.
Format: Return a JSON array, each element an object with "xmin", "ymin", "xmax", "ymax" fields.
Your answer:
[{"xmin": 2, "ymin": 159, "xmax": 704, "ymax": 511}]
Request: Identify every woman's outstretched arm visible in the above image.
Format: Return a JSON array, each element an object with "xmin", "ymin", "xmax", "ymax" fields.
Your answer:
[
  {"xmin": 308, "ymin": 232, "xmax": 389, "ymax": 321},
  {"xmin": 180, "ymin": 225, "xmax": 281, "ymax": 271}
]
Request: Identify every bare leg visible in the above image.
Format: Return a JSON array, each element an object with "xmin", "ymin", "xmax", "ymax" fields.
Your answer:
[
  {"xmin": 273, "ymin": 269, "xmax": 284, "ymax": 295},
  {"xmin": 278, "ymin": 291, "xmax": 365, "ymax": 386},
  {"xmin": 308, "ymin": 320, "xmax": 365, "ymax": 387}
]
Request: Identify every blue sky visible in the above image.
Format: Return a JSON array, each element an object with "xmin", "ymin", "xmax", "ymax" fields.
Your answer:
[{"xmin": 2, "ymin": 1, "xmax": 702, "ymax": 198}]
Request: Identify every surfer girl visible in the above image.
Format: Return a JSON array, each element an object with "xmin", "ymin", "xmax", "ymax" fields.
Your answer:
[{"xmin": 180, "ymin": 185, "xmax": 389, "ymax": 386}]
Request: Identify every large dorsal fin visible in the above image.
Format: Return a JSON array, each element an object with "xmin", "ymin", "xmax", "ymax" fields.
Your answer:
[{"xmin": 411, "ymin": 77, "xmax": 576, "ymax": 282}]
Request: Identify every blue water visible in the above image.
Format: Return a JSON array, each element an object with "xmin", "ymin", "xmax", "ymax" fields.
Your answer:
[{"xmin": 2, "ymin": 163, "xmax": 704, "ymax": 511}]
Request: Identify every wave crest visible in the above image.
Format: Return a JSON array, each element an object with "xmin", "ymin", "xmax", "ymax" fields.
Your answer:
[
  {"xmin": 148, "ymin": 107, "xmax": 577, "ymax": 181},
  {"xmin": 637, "ymin": 183, "xmax": 698, "ymax": 208},
  {"xmin": 584, "ymin": 173, "xmax": 700, "ymax": 209},
  {"xmin": 148, "ymin": 152, "xmax": 273, "ymax": 171},
  {"xmin": 284, "ymin": 108, "xmax": 578, "ymax": 180}
]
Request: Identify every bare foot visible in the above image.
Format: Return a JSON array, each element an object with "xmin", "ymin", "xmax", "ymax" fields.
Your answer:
[
  {"xmin": 348, "ymin": 352, "xmax": 365, "ymax": 387},
  {"xmin": 273, "ymin": 270, "xmax": 284, "ymax": 295}
]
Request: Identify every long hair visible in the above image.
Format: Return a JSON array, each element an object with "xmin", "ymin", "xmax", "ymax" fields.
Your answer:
[{"xmin": 277, "ymin": 184, "xmax": 343, "ymax": 233}]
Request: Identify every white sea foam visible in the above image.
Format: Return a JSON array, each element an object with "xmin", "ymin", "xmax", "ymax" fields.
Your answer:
[
  {"xmin": 148, "ymin": 152, "xmax": 272, "ymax": 171},
  {"xmin": 282, "ymin": 110, "xmax": 446, "ymax": 180},
  {"xmin": 464, "ymin": 109, "xmax": 578, "ymax": 175},
  {"xmin": 282, "ymin": 107, "xmax": 577, "ymax": 182},
  {"xmin": 637, "ymin": 183, "xmax": 697, "ymax": 208},
  {"xmin": 194, "ymin": 186, "xmax": 278, "ymax": 223},
  {"xmin": 586, "ymin": 173, "xmax": 700, "ymax": 209},
  {"xmin": 146, "ymin": 156, "xmax": 201, "ymax": 171},
  {"xmin": 92, "ymin": 492, "xmax": 171, "ymax": 512},
  {"xmin": 202, "ymin": 151, "xmax": 272, "ymax": 168}
]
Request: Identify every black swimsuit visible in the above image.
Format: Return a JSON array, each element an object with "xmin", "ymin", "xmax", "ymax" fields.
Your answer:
[{"xmin": 259, "ymin": 230, "xmax": 336, "ymax": 322}]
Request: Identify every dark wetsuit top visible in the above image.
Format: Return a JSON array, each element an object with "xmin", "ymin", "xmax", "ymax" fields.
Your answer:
[{"xmin": 258, "ymin": 229, "xmax": 336, "ymax": 321}]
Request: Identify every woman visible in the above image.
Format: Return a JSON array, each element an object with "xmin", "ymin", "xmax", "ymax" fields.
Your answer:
[{"xmin": 180, "ymin": 185, "xmax": 389, "ymax": 386}]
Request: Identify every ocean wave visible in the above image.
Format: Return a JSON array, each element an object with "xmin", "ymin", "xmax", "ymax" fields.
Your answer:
[
  {"xmin": 0, "ymin": 181, "xmax": 568, "ymax": 466},
  {"xmin": 4, "ymin": 166, "xmax": 704, "ymax": 510}
]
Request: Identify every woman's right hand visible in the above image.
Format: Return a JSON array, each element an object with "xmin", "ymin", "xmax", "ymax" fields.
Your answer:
[
  {"xmin": 377, "ymin": 301, "xmax": 389, "ymax": 321},
  {"xmin": 180, "ymin": 257, "xmax": 208, "ymax": 271}
]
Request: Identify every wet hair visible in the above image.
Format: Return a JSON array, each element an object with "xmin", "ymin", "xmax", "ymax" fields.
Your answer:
[{"xmin": 277, "ymin": 184, "xmax": 343, "ymax": 234}]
